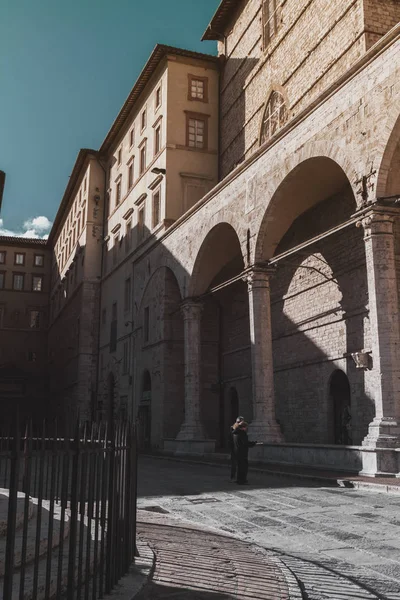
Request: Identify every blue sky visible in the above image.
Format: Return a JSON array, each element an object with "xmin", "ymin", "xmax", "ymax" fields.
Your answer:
[{"xmin": 0, "ymin": 0, "xmax": 218, "ymax": 237}]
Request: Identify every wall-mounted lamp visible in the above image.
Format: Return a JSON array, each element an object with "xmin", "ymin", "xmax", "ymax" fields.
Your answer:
[{"xmin": 151, "ymin": 167, "xmax": 166, "ymax": 175}]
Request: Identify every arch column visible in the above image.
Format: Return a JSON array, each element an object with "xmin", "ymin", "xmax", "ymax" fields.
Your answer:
[
  {"xmin": 357, "ymin": 205, "xmax": 400, "ymax": 449},
  {"xmin": 243, "ymin": 264, "xmax": 284, "ymax": 442},
  {"xmin": 176, "ymin": 299, "xmax": 205, "ymax": 440}
]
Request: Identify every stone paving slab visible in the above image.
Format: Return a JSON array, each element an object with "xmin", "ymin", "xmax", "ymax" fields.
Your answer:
[
  {"xmin": 137, "ymin": 457, "xmax": 400, "ymax": 600},
  {"xmin": 134, "ymin": 510, "xmax": 303, "ymax": 600}
]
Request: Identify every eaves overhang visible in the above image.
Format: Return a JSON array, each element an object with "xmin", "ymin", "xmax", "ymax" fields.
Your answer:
[{"xmin": 202, "ymin": 0, "xmax": 241, "ymax": 41}]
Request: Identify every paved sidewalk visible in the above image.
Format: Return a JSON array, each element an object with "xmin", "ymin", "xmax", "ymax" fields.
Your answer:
[
  {"xmin": 134, "ymin": 509, "xmax": 303, "ymax": 600},
  {"xmin": 145, "ymin": 452, "xmax": 400, "ymax": 495}
]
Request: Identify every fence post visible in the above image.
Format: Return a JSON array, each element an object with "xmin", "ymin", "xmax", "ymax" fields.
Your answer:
[
  {"xmin": 3, "ymin": 412, "xmax": 21, "ymax": 599},
  {"xmin": 67, "ymin": 419, "xmax": 81, "ymax": 600}
]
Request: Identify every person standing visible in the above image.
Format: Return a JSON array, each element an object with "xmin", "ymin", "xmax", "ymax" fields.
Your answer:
[
  {"xmin": 232, "ymin": 421, "xmax": 257, "ymax": 484},
  {"xmin": 229, "ymin": 416, "xmax": 244, "ymax": 481}
]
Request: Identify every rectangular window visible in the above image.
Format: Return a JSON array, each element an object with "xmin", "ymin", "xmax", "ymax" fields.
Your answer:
[
  {"xmin": 152, "ymin": 189, "xmax": 161, "ymax": 228},
  {"xmin": 102, "ymin": 308, "xmax": 107, "ymax": 326},
  {"xmin": 138, "ymin": 205, "xmax": 145, "ymax": 241},
  {"xmin": 84, "ymin": 177, "xmax": 87, "ymax": 192},
  {"xmin": 15, "ymin": 253, "xmax": 25, "ymax": 266},
  {"xmin": 124, "ymin": 277, "xmax": 131, "ymax": 312},
  {"xmin": 0, "ymin": 251, "xmax": 6, "ymax": 264},
  {"xmin": 128, "ymin": 162, "xmax": 134, "ymax": 190},
  {"xmin": 154, "ymin": 125, "xmax": 161, "ymax": 155},
  {"xmin": 32, "ymin": 276, "xmax": 43, "ymax": 292},
  {"xmin": 125, "ymin": 219, "xmax": 132, "ymax": 253},
  {"xmin": 13, "ymin": 273, "xmax": 24, "ymax": 290},
  {"xmin": 155, "ymin": 86, "xmax": 161, "ymax": 108},
  {"xmin": 262, "ymin": 0, "xmax": 279, "ymax": 48},
  {"xmin": 29, "ymin": 310, "xmax": 40, "ymax": 329},
  {"xmin": 187, "ymin": 117, "xmax": 206, "ymax": 149},
  {"xmin": 112, "ymin": 302, "xmax": 117, "ymax": 321},
  {"xmin": 141, "ymin": 108, "xmax": 147, "ymax": 131},
  {"xmin": 144, "ymin": 306, "xmax": 149, "ymax": 343},
  {"xmin": 116, "ymin": 180, "xmax": 121, "ymax": 205},
  {"xmin": 34, "ymin": 254, "xmax": 44, "ymax": 267},
  {"xmin": 188, "ymin": 75, "xmax": 208, "ymax": 102},
  {"xmin": 118, "ymin": 148, "xmax": 122, "ymax": 165},
  {"xmin": 140, "ymin": 142, "xmax": 146, "ymax": 174},
  {"xmin": 122, "ymin": 341, "xmax": 129, "ymax": 374},
  {"xmin": 0, "ymin": 272, "xmax": 5, "ymax": 289},
  {"xmin": 129, "ymin": 127, "xmax": 135, "ymax": 147}
]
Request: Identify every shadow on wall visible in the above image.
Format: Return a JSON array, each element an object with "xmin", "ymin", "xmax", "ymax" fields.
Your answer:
[
  {"xmin": 49, "ymin": 154, "xmax": 383, "ymax": 452},
  {"xmin": 219, "ymin": 57, "xmax": 260, "ymax": 177}
]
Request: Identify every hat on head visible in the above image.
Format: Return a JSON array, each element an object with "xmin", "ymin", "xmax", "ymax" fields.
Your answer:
[{"xmin": 236, "ymin": 416, "xmax": 244, "ymax": 423}]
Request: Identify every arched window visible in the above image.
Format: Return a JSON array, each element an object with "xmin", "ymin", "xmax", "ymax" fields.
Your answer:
[{"xmin": 260, "ymin": 91, "xmax": 288, "ymax": 145}]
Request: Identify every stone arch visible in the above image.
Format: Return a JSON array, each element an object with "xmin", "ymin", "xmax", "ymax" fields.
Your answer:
[
  {"xmin": 188, "ymin": 222, "xmax": 245, "ymax": 297},
  {"xmin": 376, "ymin": 105, "xmax": 400, "ymax": 198},
  {"xmin": 255, "ymin": 155, "xmax": 357, "ymax": 262},
  {"xmin": 137, "ymin": 262, "xmax": 185, "ymax": 315}
]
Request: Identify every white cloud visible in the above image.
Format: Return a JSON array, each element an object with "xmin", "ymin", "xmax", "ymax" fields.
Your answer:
[{"xmin": 0, "ymin": 216, "xmax": 52, "ymax": 239}]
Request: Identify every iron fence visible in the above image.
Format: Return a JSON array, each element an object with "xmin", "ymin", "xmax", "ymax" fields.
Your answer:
[{"xmin": 0, "ymin": 419, "xmax": 137, "ymax": 600}]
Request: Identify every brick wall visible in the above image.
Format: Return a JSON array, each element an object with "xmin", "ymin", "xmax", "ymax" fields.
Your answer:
[
  {"xmin": 270, "ymin": 191, "xmax": 371, "ymax": 444},
  {"xmin": 219, "ymin": 0, "xmax": 399, "ymax": 177}
]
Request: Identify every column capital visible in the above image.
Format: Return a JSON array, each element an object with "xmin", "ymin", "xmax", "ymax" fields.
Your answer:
[
  {"xmin": 180, "ymin": 298, "xmax": 203, "ymax": 321},
  {"xmin": 242, "ymin": 262, "xmax": 276, "ymax": 291},
  {"xmin": 354, "ymin": 204, "xmax": 400, "ymax": 239}
]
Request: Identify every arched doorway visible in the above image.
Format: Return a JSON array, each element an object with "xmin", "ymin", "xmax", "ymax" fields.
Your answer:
[
  {"xmin": 189, "ymin": 223, "xmax": 250, "ymax": 446},
  {"xmin": 138, "ymin": 370, "xmax": 151, "ymax": 449},
  {"xmin": 329, "ymin": 370, "xmax": 352, "ymax": 445},
  {"xmin": 255, "ymin": 156, "xmax": 368, "ymax": 444}
]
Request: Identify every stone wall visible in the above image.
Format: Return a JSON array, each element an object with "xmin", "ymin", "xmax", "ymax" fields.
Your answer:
[
  {"xmin": 270, "ymin": 191, "xmax": 371, "ymax": 444},
  {"xmin": 219, "ymin": 0, "xmax": 400, "ymax": 177}
]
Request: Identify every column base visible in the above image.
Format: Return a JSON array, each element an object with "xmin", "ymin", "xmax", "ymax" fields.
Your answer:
[
  {"xmin": 248, "ymin": 420, "xmax": 284, "ymax": 443},
  {"xmin": 359, "ymin": 447, "xmax": 398, "ymax": 477},
  {"xmin": 163, "ymin": 438, "xmax": 216, "ymax": 456},
  {"xmin": 176, "ymin": 422, "xmax": 205, "ymax": 441},
  {"xmin": 362, "ymin": 417, "xmax": 400, "ymax": 449}
]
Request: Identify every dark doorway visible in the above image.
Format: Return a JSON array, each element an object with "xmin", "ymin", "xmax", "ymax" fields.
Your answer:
[
  {"xmin": 330, "ymin": 370, "xmax": 352, "ymax": 445},
  {"xmin": 138, "ymin": 370, "xmax": 151, "ymax": 449}
]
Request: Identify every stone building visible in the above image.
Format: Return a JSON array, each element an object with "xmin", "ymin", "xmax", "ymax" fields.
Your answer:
[
  {"xmin": 47, "ymin": 150, "xmax": 105, "ymax": 427},
  {"xmin": 2, "ymin": 1, "xmax": 400, "ymax": 476},
  {"xmin": 114, "ymin": 0, "xmax": 399, "ymax": 477},
  {"xmin": 0, "ymin": 232, "xmax": 51, "ymax": 423}
]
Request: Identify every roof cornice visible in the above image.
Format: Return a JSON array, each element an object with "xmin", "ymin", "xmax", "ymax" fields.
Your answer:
[
  {"xmin": 0, "ymin": 235, "xmax": 49, "ymax": 247},
  {"xmin": 202, "ymin": 0, "xmax": 242, "ymax": 41},
  {"xmin": 98, "ymin": 44, "xmax": 219, "ymax": 157}
]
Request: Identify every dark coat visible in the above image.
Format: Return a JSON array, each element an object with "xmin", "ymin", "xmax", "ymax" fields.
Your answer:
[{"xmin": 232, "ymin": 428, "xmax": 256, "ymax": 459}]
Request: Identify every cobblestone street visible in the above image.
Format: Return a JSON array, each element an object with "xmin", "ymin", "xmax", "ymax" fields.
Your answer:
[{"xmin": 137, "ymin": 457, "xmax": 400, "ymax": 600}]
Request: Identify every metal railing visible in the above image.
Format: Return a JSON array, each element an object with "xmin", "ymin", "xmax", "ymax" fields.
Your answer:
[{"xmin": 0, "ymin": 419, "xmax": 137, "ymax": 600}]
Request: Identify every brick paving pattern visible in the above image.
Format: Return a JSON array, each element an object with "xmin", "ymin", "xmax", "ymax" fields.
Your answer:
[{"xmin": 136, "ymin": 510, "xmax": 299, "ymax": 599}]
